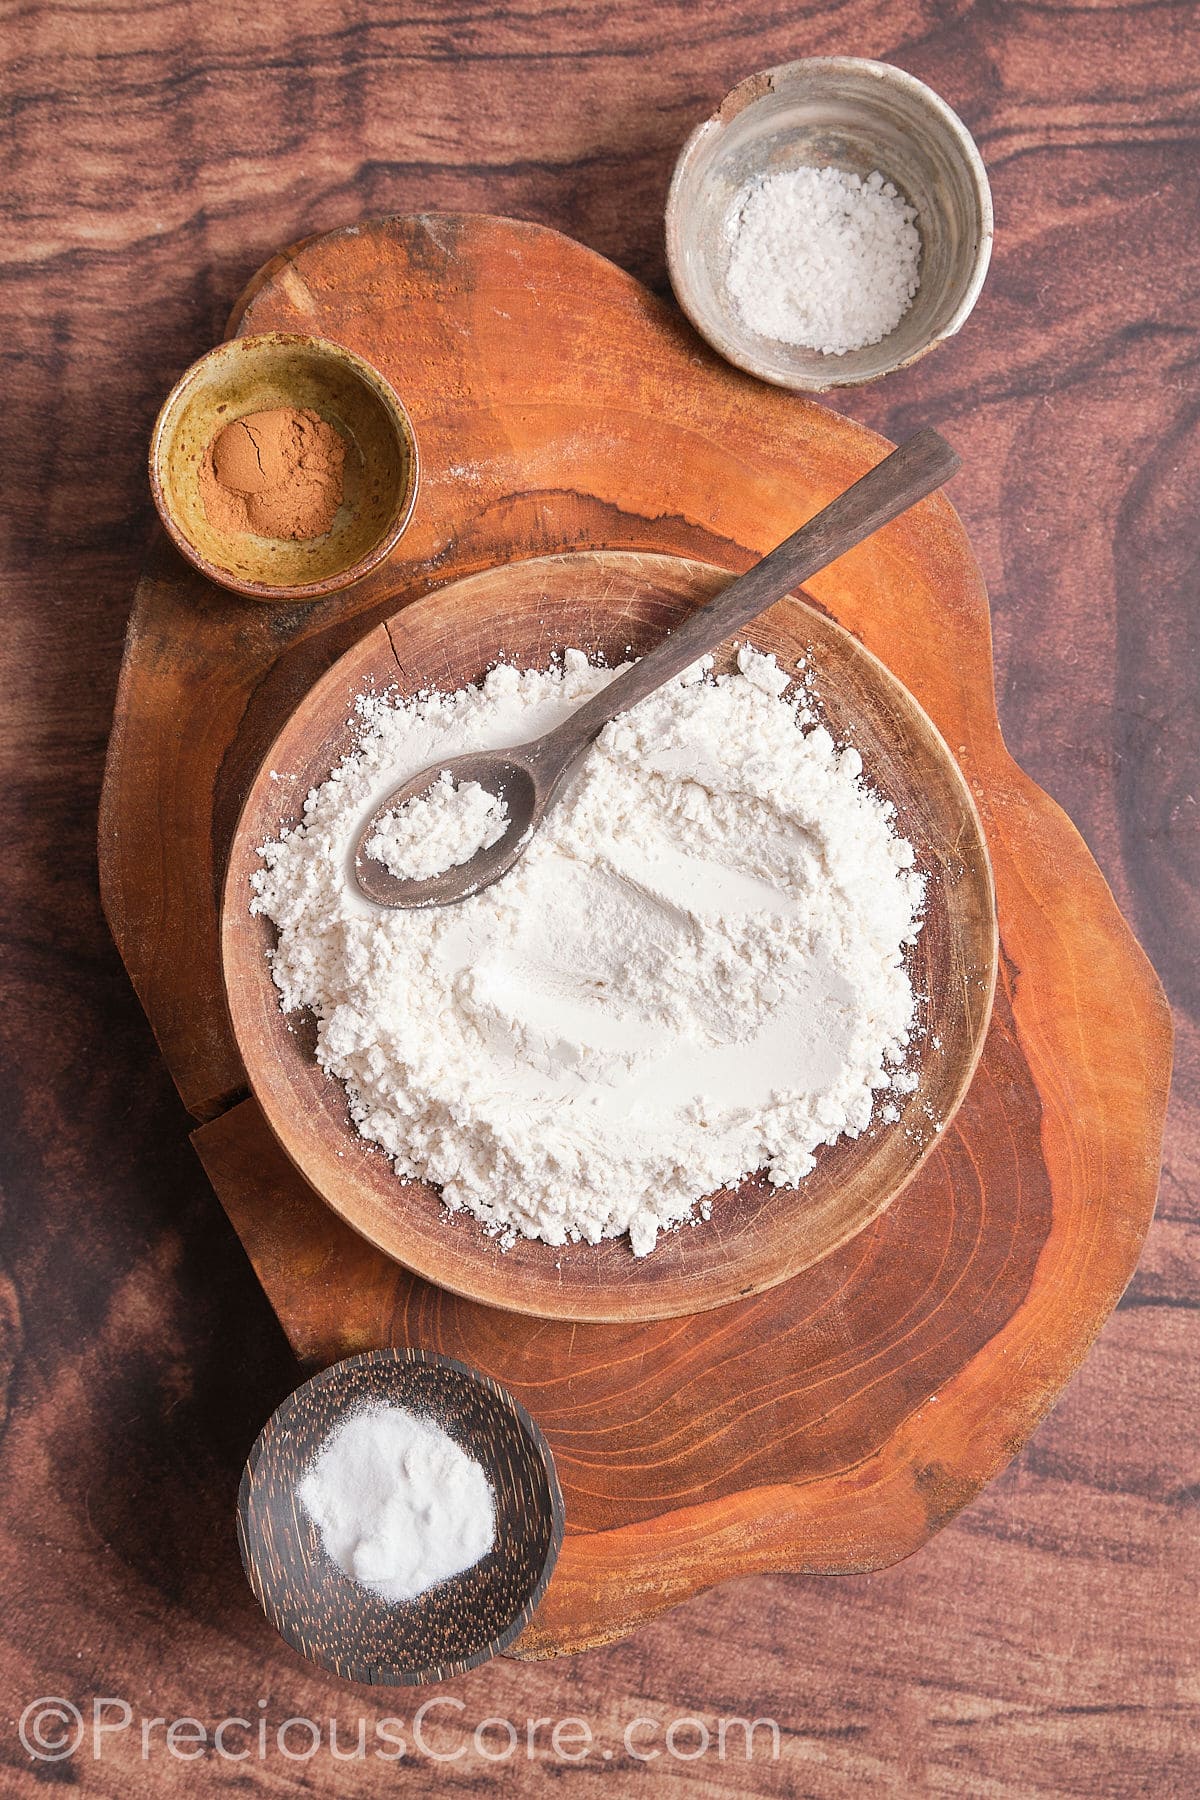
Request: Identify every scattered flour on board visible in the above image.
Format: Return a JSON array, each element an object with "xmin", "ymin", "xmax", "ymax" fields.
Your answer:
[
  {"xmin": 724, "ymin": 165, "xmax": 921, "ymax": 355},
  {"xmin": 365, "ymin": 772, "xmax": 509, "ymax": 882},
  {"xmin": 251, "ymin": 646, "xmax": 926, "ymax": 1257}
]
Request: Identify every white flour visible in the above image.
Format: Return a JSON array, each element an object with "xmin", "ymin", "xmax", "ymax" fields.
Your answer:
[
  {"xmin": 252, "ymin": 648, "xmax": 925, "ymax": 1257},
  {"xmin": 366, "ymin": 772, "xmax": 509, "ymax": 881},
  {"xmin": 725, "ymin": 165, "xmax": 921, "ymax": 355},
  {"xmin": 298, "ymin": 1405, "xmax": 494, "ymax": 1603}
]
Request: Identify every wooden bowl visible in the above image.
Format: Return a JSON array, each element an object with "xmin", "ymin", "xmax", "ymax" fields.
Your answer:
[
  {"xmin": 149, "ymin": 332, "xmax": 419, "ymax": 601},
  {"xmin": 666, "ymin": 58, "xmax": 993, "ymax": 392},
  {"xmin": 222, "ymin": 550, "xmax": 997, "ymax": 1322},
  {"xmin": 236, "ymin": 1348, "xmax": 564, "ymax": 1685}
]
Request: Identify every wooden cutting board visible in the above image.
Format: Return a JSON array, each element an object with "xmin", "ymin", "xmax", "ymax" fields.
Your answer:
[{"xmin": 98, "ymin": 215, "xmax": 1171, "ymax": 1661}]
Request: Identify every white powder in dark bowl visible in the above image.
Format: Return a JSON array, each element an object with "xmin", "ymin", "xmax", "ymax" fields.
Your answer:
[{"xmin": 298, "ymin": 1404, "xmax": 495, "ymax": 1603}]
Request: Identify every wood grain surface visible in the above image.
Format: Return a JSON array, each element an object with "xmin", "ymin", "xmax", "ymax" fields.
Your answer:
[
  {"xmin": 104, "ymin": 204, "xmax": 1171, "ymax": 1669},
  {"xmin": 2, "ymin": 3, "xmax": 1197, "ymax": 1797}
]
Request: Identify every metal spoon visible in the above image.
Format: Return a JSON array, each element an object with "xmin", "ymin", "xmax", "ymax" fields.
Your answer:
[{"xmin": 353, "ymin": 428, "xmax": 960, "ymax": 909}]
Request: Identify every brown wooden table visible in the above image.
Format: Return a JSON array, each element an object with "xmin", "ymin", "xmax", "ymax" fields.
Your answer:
[{"xmin": 2, "ymin": 3, "xmax": 1196, "ymax": 1794}]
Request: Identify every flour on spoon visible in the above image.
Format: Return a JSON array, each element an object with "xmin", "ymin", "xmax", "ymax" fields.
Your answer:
[{"xmin": 365, "ymin": 771, "xmax": 509, "ymax": 882}]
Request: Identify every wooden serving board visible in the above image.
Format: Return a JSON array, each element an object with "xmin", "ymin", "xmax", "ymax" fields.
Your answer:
[{"xmin": 99, "ymin": 215, "xmax": 1171, "ymax": 1661}]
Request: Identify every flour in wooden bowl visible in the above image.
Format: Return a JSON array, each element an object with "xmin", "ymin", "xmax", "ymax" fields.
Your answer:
[{"xmin": 251, "ymin": 648, "xmax": 926, "ymax": 1257}]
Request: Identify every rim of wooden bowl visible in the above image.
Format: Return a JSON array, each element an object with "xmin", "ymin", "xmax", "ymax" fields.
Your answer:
[
  {"xmin": 149, "ymin": 331, "xmax": 421, "ymax": 601},
  {"xmin": 220, "ymin": 550, "xmax": 998, "ymax": 1323},
  {"xmin": 236, "ymin": 1347, "xmax": 566, "ymax": 1685}
]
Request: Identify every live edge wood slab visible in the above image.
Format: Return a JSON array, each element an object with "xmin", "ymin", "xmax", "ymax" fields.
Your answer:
[{"xmin": 98, "ymin": 214, "xmax": 1171, "ymax": 1662}]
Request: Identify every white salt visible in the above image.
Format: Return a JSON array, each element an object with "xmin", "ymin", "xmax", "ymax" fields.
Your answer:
[
  {"xmin": 724, "ymin": 164, "xmax": 921, "ymax": 355},
  {"xmin": 297, "ymin": 1404, "xmax": 495, "ymax": 1603}
]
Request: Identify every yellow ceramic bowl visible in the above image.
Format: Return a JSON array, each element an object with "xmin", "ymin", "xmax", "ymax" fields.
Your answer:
[{"xmin": 149, "ymin": 333, "xmax": 419, "ymax": 601}]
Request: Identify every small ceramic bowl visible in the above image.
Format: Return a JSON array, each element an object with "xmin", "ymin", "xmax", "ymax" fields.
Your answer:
[
  {"xmin": 150, "ymin": 333, "xmax": 420, "ymax": 601},
  {"xmin": 666, "ymin": 58, "xmax": 993, "ymax": 392},
  {"xmin": 237, "ymin": 1348, "xmax": 564, "ymax": 1685}
]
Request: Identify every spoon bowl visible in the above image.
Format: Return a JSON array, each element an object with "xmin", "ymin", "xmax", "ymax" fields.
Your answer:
[{"xmin": 354, "ymin": 752, "xmax": 541, "ymax": 909}]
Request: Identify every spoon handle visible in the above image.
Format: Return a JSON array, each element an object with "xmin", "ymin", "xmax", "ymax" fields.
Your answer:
[{"xmin": 538, "ymin": 428, "xmax": 959, "ymax": 759}]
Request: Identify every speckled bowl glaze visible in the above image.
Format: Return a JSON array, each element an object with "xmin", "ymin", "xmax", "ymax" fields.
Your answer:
[
  {"xmin": 150, "ymin": 333, "xmax": 420, "ymax": 601},
  {"xmin": 237, "ymin": 1349, "xmax": 565, "ymax": 1685},
  {"xmin": 666, "ymin": 58, "xmax": 993, "ymax": 392}
]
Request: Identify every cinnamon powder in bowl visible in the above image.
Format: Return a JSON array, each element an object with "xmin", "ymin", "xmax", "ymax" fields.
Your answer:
[
  {"xmin": 150, "ymin": 333, "xmax": 420, "ymax": 603},
  {"xmin": 200, "ymin": 407, "xmax": 347, "ymax": 541}
]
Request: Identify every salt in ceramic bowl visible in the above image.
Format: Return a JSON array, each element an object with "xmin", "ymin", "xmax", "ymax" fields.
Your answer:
[
  {"xmin": 666, "ymin": 58, "xmax": 993, "ymax": 392},
  {"xmin": 150, "ymin": 332, "xmax": 420, "ymax": 601}
]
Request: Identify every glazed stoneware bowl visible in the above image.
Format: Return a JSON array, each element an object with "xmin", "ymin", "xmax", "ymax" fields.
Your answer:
[
  {"xmin": 666, "ymin": 58, "xmax": 993, "ymax": 392},
  {"xmin": 237, "ymin": 1348, "xmax": 565, "ymax": 1685},
  {"xmin": 150, "ymin": 332, "xmax": 420, "ymax": 601}
]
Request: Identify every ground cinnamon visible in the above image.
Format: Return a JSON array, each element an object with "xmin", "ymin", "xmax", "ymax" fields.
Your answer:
[{"xmin": 199, "ymin": 406, "xmax": 346, "ymax": 539}]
